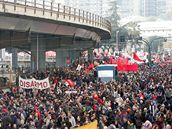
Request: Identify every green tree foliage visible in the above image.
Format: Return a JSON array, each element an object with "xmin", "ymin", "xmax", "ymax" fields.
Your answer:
[
  {"xmin": 124, "ymin": 22, "xmax": 140, "ymax": 40},
  {"xmin": 107, "ymin": 1, "xmax": 120, "ymax": 29},
  {"xmin": 102, "ymin": 1, "xmax": 141, "ymax": 51},
  {"xmin": 106, "ymin": 0, "xmax": 120, "ymax": 43}
]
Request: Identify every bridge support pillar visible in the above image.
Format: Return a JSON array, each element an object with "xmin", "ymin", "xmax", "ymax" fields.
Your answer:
[
  {"xmin": 69, "ymin": 50, "xmax": 80, "ymax": 62},
  {"xmin": 12, "ymin": 48, "xmax": 18, "ymax": 71},
  {"xmin": 88, "ymin": 48, "xmax": 94, "ymax": 62},
  {"xmin": 31, "ymin": 35, "xmax": 46, "ymax": 72},
  {"xmin": 56, "ymin": 49, "xmax": 69, "ymax": 67}
]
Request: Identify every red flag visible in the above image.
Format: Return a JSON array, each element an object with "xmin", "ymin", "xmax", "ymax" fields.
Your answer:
[
  {"xmin": 133, "ymin": 52, "xmax": 144, "ymax": 62},
  {"xmin": 35, "ymin": 106, "xmax": 41, "ymax": 118},
  {"xmin": 116, "ymin": 56, "xmax": 138, "ymax": 72},
  {"xmin": 159, "ymin": 63, "xmax": 165, "ymax": 67},
  {"xmin": 119, "ymin": 53, "xmax": 126, "ymax": 58},
  {"xmin": 87, "ymin": 63, "xmax": 94, "ymax": 73},
  {"xmin": 165, "ymin": 59, "xmax": 172, "ymax": 63},
  {"xmin": 111, "ymin": 58, "xmax": 117, "ymax": 64},
  {"xmin": 65, "ymin": 79, "xmax": 75, "ymax": 87},
  {"xmin": 126, "ymin": 64, "xmax": 138, "ymax": 71},
  {"xmin": 116, "ymin": 57, "xmax": 129, "ymax": 71},
  {"xmin": 97, "ymin": 98, "xmax": 103, "ymax": 104},
  {"xmin": 88, "ymin": 63, "xmax": 94, "ymax": 69}
]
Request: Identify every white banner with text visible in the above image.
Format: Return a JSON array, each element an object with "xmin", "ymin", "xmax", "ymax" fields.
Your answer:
[{"xmin": 19, "ymin": 76, "xmax": 50, "ymax": 90}]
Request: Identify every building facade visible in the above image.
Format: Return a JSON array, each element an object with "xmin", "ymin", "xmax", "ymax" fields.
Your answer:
[
  {"xmin": 157, "ymin": 0, "xmax": 166, "ymax": 18},
  {"xmin": 64, "ymin": 0, "xmax": 103, "ymax": 16},
  {"xmin": 139, "ymin": 0, "xmax": 168, "ymax": 18},
  {"xmin": 166, "ymin": 0, "xmax": 172, "ymax": 19},
  {"xmin": 140, "ymin": 0, "xmax": 157, "ymax": 17},
  {"xmin": 117, "ymin": 0, "xmax": 139, "ymax": 18},
  {"xmin": 116, "ymin": 0, "xmax": 168, "ymax": 18}
]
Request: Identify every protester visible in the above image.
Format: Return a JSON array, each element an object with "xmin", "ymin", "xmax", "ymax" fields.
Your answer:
[{"xmin": 0, "ymin": 58, "xmax": 171, "ymax": 129}]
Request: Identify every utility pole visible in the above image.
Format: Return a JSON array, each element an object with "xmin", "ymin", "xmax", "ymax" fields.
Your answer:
[
  {"xmin": 116, "ymin": 30, "xmax": 119, "ymax": 52},
  {"xmin": 138, "ymin": 37, "xmax": 168, "ymax": 66},
  {"xmin": 36, "ymin": 34, "xmax": 39, "ymax": 71}
]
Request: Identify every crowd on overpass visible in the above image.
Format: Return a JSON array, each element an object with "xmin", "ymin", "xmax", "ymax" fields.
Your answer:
[{"xmin": 0, "ymin": 58, "xmax": 171, "ymax": 129}]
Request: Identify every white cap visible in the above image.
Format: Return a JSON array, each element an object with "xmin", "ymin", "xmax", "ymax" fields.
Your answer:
[
  {"xmin": 142, "ymin": 120, "xmax": 152, "ymax": 129},
  {"xmin": 166, "ymin": 124, "xmax": 171, "ymax": 129}
]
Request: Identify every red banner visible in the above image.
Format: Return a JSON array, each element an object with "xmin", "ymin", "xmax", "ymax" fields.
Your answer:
[
  {"xmin": 112, "ymin": 57, "xmax": 138, "ymax": 72},
  {"xmin": 133, "ymin": 52, "xmax": 144, "ymax": 62},
  {"xmin": 118, "ymin": 63, "xmax": 138, "ymax": 72},
  {"xmin": 65, "ymin": 79, "xmax": 75, "ymax": 87}
]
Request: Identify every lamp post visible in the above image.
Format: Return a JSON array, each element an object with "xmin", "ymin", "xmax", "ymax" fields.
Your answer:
[
  {"xmin": 116, "ymin": 30, "xmax": 119, "ymax": 51},
  {"xmin": 138, "ymin": 37, "xmax": 166, "ymax": 65}
]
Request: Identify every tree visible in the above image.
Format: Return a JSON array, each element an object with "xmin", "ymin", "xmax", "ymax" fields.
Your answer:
[
  {"xmin": 107, "ymin": 0, "xmax": 120, "ymax": 30},
  {"xmin": 125, "ymin": 22, "xmax": 140, "ymax": 41},
  {"xmin": 122, "ymin": 22, "xmax": 140, "ymax": 51},
  {"xmin": 100, "ymin": 1, "xmax": 141, "ymax": 52},
  {"xmin": 105, "ymin": 0, "xmax": 120, "ymax": 44}
]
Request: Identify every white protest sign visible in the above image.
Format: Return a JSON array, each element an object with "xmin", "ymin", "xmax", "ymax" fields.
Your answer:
[
  {"xmin": 19, "ymin": 76, "xmax": 50, "ymax": 90},
  {"xmin": 65, "ymin": 90, "xmax": 77, "ymax": 94}
]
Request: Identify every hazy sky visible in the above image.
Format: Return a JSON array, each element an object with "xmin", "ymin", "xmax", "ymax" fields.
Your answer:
[{"xmin": 53, "ymin": 0, "xmax": 64, "ymax": 4}]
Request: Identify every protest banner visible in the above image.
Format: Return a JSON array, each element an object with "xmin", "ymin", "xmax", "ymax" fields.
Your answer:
[
  {"xmin": 19, "ymin": 76, "xmax": 50, "ymax": 90},
  {"xmin": 65, "ymin": 90, "xmax": 77, "ymax": 94}
]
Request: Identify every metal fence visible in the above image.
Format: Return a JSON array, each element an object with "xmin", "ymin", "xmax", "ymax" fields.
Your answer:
[{"xmin": 0, "ymin": 0, "xmax": 111, "ymax": 33}]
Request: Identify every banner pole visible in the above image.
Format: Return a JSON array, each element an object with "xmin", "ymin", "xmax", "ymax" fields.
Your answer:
[
  {"xmin": 9, "ymin": 67, "xmax": 12, "ymax": 88},
  {"xmin": 36, "ymin": 34, "xmax": 39, "ymax": 71}
]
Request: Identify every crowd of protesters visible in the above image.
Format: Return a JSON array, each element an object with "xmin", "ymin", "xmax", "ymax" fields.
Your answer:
[{"xmin": 0, "ymin": 57, "xmax": 172, "ymax": 129}]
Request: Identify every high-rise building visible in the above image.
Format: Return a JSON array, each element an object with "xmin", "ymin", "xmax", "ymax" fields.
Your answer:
[
  {"xmin": 133, "ymin": 0, "xmax": 140, "ymax": 16},
  {"xmin": 166, "ymin": 0, "xmax": 172, "ymax": 19},
  {"xmin": 115, "ymin": 0, "xmax": 168, "ymax": 18},
  {"xmin": 64, "ymin": 0, "xmax": 170, "ymax": 19},
  {"xmin": 55, "ymin": 0, "xmax": 64, "ymax": 4},
  {"xmin": 102, "ymin": 0, "xmax": 115, "ymax": 17},
  {"xmin": 64, "ymin": 0, "xmax": 103, "ymax": 16},
  {"xmin": 140, "ymin": 0, "xmax": 157, "ymax": 17},
  {"xmin": 139, "ymin": 0, "xmax": 169, "ymax": 18},
  {"xmin": 64, "ymin": 0, "xmax": 79, "ymax": 8},
  {"xmin": 101, "ymin": 0, "xmax": 138, "ymax": 18},
  {"xmin": 114, "ymin": 0, "xmax": 140, "ymax": 18},
  {"xmin": 157, "ymin": 0, "xmax": 166, "ymax": 18},
  {"xmin": 116, "ymin": 0, "xmax": 134, "ymax": 18}
]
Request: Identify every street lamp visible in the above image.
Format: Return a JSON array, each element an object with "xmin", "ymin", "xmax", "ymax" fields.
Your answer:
[
  {"xmin": 138, "ymin": 37, "xmax": 166, "ymax": 65},
  {"xmin": 116, "ymin": 30, "xmax": 119, "ymax": 51}
]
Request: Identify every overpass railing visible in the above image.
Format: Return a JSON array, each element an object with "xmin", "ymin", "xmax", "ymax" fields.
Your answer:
[{"xmin": 0, "ymin": 0, "xmax": 111, "ymax": 33}]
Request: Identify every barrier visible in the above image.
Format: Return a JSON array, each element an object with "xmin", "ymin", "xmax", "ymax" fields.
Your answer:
[{"xmin": 0, "ymin": 0, "xmax": 111, "ymax": 33}]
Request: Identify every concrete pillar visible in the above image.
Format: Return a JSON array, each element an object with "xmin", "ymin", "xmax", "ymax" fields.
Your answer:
[
  {"xmin": 56, "ymin": 49, "xmax": 69, "ymax": 67},
  {"xmin": 69, "ymin": 50, "xmax": 80, "ymax": 62},
  {"xmin": 12, "ymin": 48, "xmax": 18, "ymax": 71},
  {"xmin": 88, "ymin": 48, "xmax": 94, "ymax": 62},
  {"xmin": 31, "ymin": 35, "xmax": 46, "ymax": 72}
]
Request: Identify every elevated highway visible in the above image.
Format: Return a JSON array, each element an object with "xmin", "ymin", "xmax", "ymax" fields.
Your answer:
[{"xmin": 0, "ymin": 0, "xmax": 111, "ymax": 70}]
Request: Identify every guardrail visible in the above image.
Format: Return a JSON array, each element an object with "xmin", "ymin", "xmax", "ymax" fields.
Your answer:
[{"xmin": 0, "ymin": 0, "xmax": 111, "ymax": 33}]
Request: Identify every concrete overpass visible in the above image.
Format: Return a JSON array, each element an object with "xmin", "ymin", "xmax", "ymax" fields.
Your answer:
[{"xmin": 0, "ymin": 0, "xmax": 111, "ymax": 71}]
